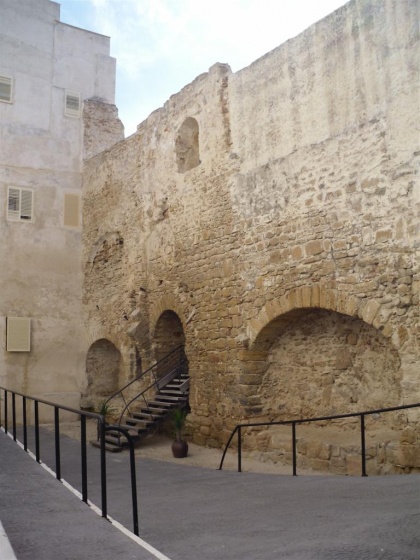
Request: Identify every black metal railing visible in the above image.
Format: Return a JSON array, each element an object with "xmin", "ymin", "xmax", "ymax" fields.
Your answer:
[
  {"xmin": 105, "ymin": 345, "xmax": 188, "ymax": 426},
  {"xmin": 219, "ymin": 402, "xmax": 420, "ymax": 476},
  {"xmin": 0, "ymin": 387, "xmax": 139, "ymax": 536}
]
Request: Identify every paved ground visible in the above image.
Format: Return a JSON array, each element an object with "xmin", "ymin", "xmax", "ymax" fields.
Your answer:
[{"xmin": 0, "ymin": 427, "xmax": 419, "ymax": 560}]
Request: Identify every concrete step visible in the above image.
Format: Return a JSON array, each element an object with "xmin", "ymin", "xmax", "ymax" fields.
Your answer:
[
  {"xmin": 132, "ymin": 411, "xmax": 164, "ymax": 421},
  {"xmin": 155, "ymin": 395, "xmax": 187, "ymax": 403},
  {"xmin": 123, "ymin": 417, "xmax": 153, "ymax": 428},
  {"xmin": 91, "ymin": 440, "xmax": 124, "ymax": 453},
  {"xmin": 147, "ymin": 400, "xmax": 174, "ymax": 408}
]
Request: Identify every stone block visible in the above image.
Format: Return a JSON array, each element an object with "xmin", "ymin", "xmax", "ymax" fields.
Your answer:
[
  {"xmin": 361, "ymin": 299, "xmax": 381, "ymax": 324},
  {"xmin": 305, "ymin": 240, "xmax": 323, "ymax": 256},
  {"xmin": 309, "ymin": 458, "xmax": 330, "ymax": 473},
  {"xmin": 400, "ymin": 426, "xmax": 417, "ymax": 445},
  {"xmin": 346, "ymin": 454, "xmax": 362, "ymax": 476}
]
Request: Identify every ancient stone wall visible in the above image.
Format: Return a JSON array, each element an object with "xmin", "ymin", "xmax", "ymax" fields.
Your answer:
[
  {"xmin": 83, "ymin": 97, "xmax": 124, "ymax": 160},
  {"xmin": 82, "ymin": 0, "xmax": 419, "ymax": 473}
]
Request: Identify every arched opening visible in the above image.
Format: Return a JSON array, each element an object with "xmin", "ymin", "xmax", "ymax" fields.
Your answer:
[
  {"xmin": 256, "ymin": 309, "xmax": 401, "ymax": 420},
  {"xmin": 239, "ymin": 308, "xmax": 406, "ymax": 474},
  {"xmin": 153, "ymin": 310, "xmax": 186, "ymax": 364},
  {"xmin": 175, "ymin": 117, "xmax": 200, "ymax": 173},
  {"xmin": 85, "ymin": 338, "xmax": 122, "ymax": 398}
]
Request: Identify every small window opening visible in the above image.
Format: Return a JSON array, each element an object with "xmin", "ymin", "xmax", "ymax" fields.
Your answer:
[
  {"xmin": 7, "ymin": 187, "xmax": 33, "ymax": 221},
  {"xmin": 175, "ymin": 117, "xmax": 200, "ymax": 173},
  {"xmin": 65, "ymin": 90, "xmax": 81, "ymax": 118},
  {"xmin": 0, "ymin": 75, "xmax": 13, "ymax": 103}
]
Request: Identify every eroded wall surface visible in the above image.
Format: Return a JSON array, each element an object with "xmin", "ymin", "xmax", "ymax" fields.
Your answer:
[{"xmin": 82, "ymin": 0, "xmax": 419, "ymax": 471}]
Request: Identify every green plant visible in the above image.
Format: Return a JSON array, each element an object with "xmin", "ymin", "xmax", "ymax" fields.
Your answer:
[
  {"xmin": 171, "ymin": 408, "xmax": 188, "ymax": 442},
  {"xmin": 96, "ymin": 400, "xmax": 117, "ymax": 423},
  {"xmin": 95, "ymin": 400, "xmax": 117, "ymax": 441}
]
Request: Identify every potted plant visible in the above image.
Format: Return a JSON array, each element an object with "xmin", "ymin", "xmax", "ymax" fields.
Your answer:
[
  {"xmin": 95, "ymin": 399, "xmax": 117, "ymax": 441},
  {"xmin": 171, "ymin": 407, "xmax": 189, "ymax": 458}
]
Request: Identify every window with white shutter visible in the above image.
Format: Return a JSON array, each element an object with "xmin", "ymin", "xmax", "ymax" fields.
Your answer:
[
  {"xmin": 6, "ymin": 317, "xmax": 31, "ymax": 352},
  {"xmin": 7, "ymin": 187, "xmax": 33, "ymax": 222},
  {"xmin": 65, "ymin": 90, "xmax": 81, "ymax": 117},
  {"xmin": 0, "ymin": 75, "xmax": 13, "ymax": 103}
]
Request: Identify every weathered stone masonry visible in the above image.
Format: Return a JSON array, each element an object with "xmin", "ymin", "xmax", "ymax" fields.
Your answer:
[{"xmin": 82, "ymin": 0, "xmax": 419, "ymax": 474}]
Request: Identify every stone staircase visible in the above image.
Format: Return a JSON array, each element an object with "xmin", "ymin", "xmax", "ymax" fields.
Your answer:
[{"xmin": 93, "ymin": 371, "xmax": 189, "ymax": 452}]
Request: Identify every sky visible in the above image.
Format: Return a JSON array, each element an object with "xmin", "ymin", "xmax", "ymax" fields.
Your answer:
[{"xmin": 58, "ymin": 0, "xmax": 348, "ymax": 136}]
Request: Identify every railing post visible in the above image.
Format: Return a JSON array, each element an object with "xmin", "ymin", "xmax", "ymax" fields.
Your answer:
[
  {"xmin": 128, "ymin": 434, "xmax": 139, "ymax": 536},
  {"xmin": 35, "ymin": 400, "xmax": 40, "ymax": 463},
  {"xmin": 360, "ymin": 413, "xmax": 367, "ymax": 477},
  {"xmin": 104, "ymin": 426, "xmax": 139, "ymax": 536},
  {"xmin": 4, "ymin": 390, "xmax": 8, "ymax": 433},
  {"xmin": 100, "ymin": 418, "xmax": 107, "ymax": 519},
  {"xmin": 238, "ymin": 425, "xmax": 242, "ymax": 473},
  {"xmin": 54, "ymin": 407, "xmax": 61, "ymax": 480},
  {"xmin": 12, "ymin": 392, "xmax": 16, "ymax": 441},
  {"xmin": 23, "ymin": 396, "xmax": 27, "ymax": 451},
  {"xmin": 81, "ymin": 415, "xmax": 88, "ymax": 504},
  {"xmin": 292, "ymin": 422, "xmax": 297, "ymax": 476}
]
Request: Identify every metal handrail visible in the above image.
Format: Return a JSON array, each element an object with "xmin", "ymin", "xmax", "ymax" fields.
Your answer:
[
  {"xmin": 0, "ymin": 386, "xmax": 138, "ymax": 535},
  {"xmin": 219, "ymin": 402, "xmax": 420, "ymax": 476},
  {"xmin": 116, "ymin": 357, "xmax": 188, "ymax": 428},
  {"xmin": 104, "ymin": 345, "xmax": 186, "ymax": 409}
]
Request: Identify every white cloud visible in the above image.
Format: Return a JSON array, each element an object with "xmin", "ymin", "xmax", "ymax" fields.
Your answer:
[{"xmin": 63, "ymin": 0, "xmax": 349, "ymax": 135}]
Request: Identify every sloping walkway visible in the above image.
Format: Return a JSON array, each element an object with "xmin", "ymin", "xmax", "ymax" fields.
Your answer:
[{"xmin": 0, "ymin": 428, "xmax": 419, "ymax": 560}]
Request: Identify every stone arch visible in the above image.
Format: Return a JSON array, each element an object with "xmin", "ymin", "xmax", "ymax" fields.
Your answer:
[
  {"xmin": 152, "ymin": 310, "xmax": 186, "ymax": 365},
  {"xmin": 238, "ymin": 285, "xmax": 402, "ymax": 421},
  {"xmin": 149, "ymin": 295, "xmax": 187, "ymax": 337},
  {"xmin": 247, "ymin": 284, "xmax": 393, "ymax": 350},
  {"xmin": 175, "ymin": 117, "xmax": 200, "ymax": 173},
  {"xmin": 85, "ymin": 338, "xmax": 122, "ymax": 398}
]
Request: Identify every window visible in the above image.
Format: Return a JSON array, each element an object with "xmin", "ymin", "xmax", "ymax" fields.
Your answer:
[
  {"xmin": 7, "ymin": 187, "xmax": 33, "ymax": 222},
  {"xmin": 63, "ymin": 193, "xmax": 80, "ymax": 227},
  {"xmin": 6, "ymin": 317, "xmax": 31, "ymax": 352},
  {"xmin": 175, "ymin": 117, "xmax": 200, "ymax": 173},
  {"xmin": 0, "ymin": 75, "xmax": 13, "ymax": 103},
  {"xmin": 65, "ymin": 90, "xmax": 81, "ymax": 118}
]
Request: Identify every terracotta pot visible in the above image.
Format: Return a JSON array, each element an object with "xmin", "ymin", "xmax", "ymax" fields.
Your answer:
[{"xmin": 172, "ymin": 440, "xmax": 188, "ymax": 458}]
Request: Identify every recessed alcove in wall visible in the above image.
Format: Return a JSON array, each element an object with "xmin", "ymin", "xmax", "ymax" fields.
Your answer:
[
  {"xmin": 254, "ymin": 309, "xmax": 401, "ymax": 423},
  {"xmin": 175, "ymin": 117, "xmax": 200, "ymax": 173},
  {"xmin": 153, "ymin": 310, "xmax": 187, "ymax": 376},
  {"xmin": 85, "ymin": 338, "xmax": 122, "ymax": 397}
]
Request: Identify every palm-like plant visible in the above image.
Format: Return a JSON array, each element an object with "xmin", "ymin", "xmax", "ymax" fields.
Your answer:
[
  {"xmin": 95, "ymin": 400, "xmax": 117, "ymax": 440},
  {"xmin": 171, "ymin": 407, "xmax": 188, "ymax": 442}
]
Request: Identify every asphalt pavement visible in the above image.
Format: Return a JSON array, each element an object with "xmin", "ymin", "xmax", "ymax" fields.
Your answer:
[{"xmin": 0, "ymin": 427, "xmax": 419, "ymax": 560}]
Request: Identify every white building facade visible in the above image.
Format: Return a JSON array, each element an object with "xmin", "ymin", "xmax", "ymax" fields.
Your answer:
[{"xmin": 0, "ymin": 0, "xmax": 123, "ymax": 414}]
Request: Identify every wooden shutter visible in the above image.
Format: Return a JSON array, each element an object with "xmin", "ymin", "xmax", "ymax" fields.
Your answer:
[
  {"xmin": 0, "ymin": 75, "xmax": 12, "ymax": 103},
  {"xmin": 6, "ymin": 317, "xmax": 31, "ymax": 352},
  {"xmin": 64, "ymin": 193, "xmax": 80, "ymax": 227}
]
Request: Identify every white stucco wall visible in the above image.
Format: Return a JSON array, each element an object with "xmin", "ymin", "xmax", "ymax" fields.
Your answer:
[{"xmin": 0, "ymin": 0, "xmax": 118, "ymax": 416}]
